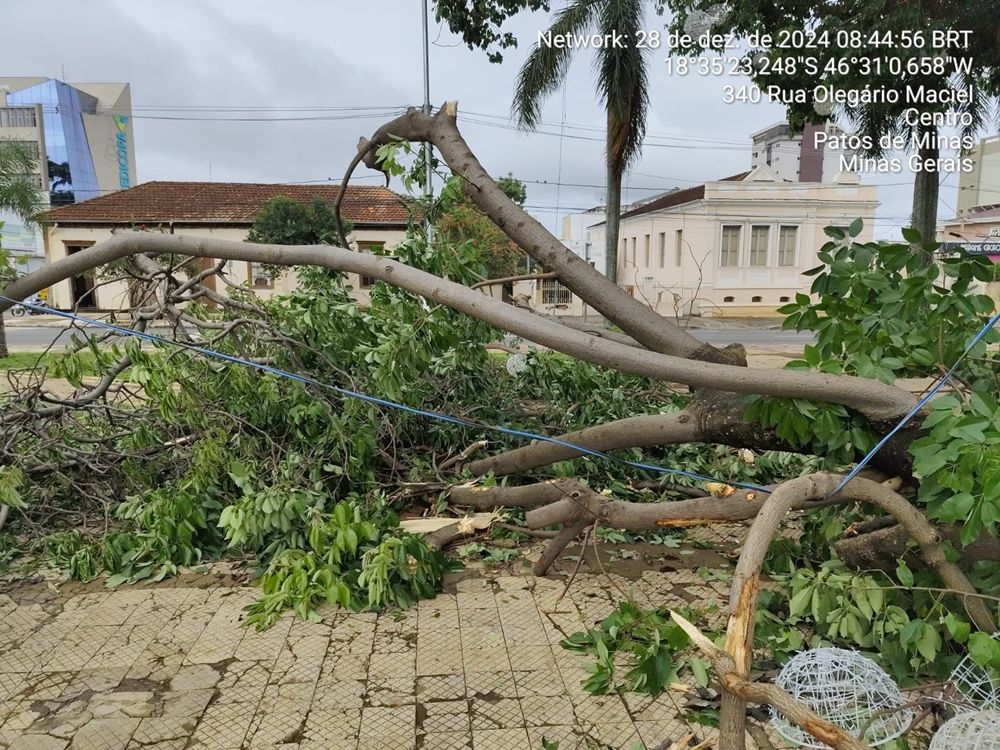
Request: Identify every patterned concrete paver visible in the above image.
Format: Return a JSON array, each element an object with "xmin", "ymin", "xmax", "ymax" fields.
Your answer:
[{"xmin": 0, "ymin": 572, "xmax": 760, "ymax": 749}]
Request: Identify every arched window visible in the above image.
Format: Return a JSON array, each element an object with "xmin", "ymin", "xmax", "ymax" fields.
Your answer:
[{"xmin": 723, "ymin": 296, "xmax": 735, "ymax": 303}]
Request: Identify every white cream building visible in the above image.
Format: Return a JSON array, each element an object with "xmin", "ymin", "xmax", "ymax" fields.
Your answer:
[{"xmin": 581, "ymin": 166, "xmax": 879, "ymax": 317}]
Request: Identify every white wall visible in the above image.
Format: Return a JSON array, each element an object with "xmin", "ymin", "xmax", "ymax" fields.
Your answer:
[{"xmin": 588, "ymin": 178, "xmax": 878, "ymax": 316}]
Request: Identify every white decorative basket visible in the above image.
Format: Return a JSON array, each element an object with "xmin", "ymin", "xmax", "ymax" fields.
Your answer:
[
  {"xmin": 951, "ymin": 633, "xmax": 1000, "ymax": 711},
  {"xmin": 929, "ymin": 710, "xmax": 1000, "ymax": 749},
  {"xmin": 771, "ymin": 647, "xmax": 913, "ymax": 748}
]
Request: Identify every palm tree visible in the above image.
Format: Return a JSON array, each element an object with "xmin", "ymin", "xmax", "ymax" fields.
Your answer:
[
  {"xmin": 513, "ymin": 0, "xmax": 649, "ymax": 284},
  {"xmin": 0, "ymin": 139, "xmax": 45, "ymax": 357}
]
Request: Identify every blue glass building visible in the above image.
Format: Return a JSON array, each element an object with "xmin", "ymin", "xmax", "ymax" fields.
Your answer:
[{"xmin": 6, "ymin": 79, "xmax": 103, "ymax": 205}]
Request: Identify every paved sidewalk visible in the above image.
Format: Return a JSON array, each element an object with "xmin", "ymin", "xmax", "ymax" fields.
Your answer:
[{"xmin": 0, "ymin": 570, "xmax": 748, "ymax": 750}]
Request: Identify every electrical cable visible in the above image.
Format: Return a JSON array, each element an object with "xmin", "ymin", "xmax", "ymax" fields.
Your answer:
[
  {"xmin": 1, "ymin": 295, "xmax": 773, "ymax": 493},
  {"xmin": 827, "ymin": 307, "xmax": 1000, "ymax": 497}
]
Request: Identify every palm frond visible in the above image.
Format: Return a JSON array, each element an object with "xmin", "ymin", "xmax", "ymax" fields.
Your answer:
[
  {"xmin": 512, "ymin": 0, "xmax": 601, "ymax": 129},
  {"xmin": 0, "ymin": 139, "xmax": 44, "ymax": 223}
]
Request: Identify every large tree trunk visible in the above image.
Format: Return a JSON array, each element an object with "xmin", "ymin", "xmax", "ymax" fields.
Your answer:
[
  {"xmin": 0, "ymin": 316, "xmax": 7, "ymax": 358},
  {"xmin": 910, "ymin": 122, "xmax": 939, "ymax": 258},
  {"xmin": 605, "ymin": 144, "xmax": 621, "ymax": 285},
  {"xmin": 349, "ymin": 104, "xmax": 705, "ymax": 358}
]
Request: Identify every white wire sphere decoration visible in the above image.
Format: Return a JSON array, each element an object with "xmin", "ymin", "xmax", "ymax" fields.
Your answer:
[
  {"xmin": 683, "ymin": 4, "xmax": 728, "ymax": 38},
  {"xmin": 770, "ymin": 647, "xmax": 913, "ymax": 748},
  {"xmin": 505, "ymin": 352, "xmax": 528, "ymax": 376},
  {"xmin": 950, "ymin": 633, "xmax": 1000, "ymax": 710},
  {"xmin": 929, "ymin": 710, "xmax": 1000, "ymax": 750}
]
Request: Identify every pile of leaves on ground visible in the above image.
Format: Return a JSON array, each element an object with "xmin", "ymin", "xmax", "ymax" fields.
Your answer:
[
  {"xmin": 0, "ymin": 215, "xmax": 810, "ymax": 627},
  {"xmin": 4, "ymin": 216, "xmax": 1000, "ymax": 727}
]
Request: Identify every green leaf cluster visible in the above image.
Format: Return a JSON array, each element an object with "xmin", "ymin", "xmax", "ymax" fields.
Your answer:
[
  {"xmin": 911, "ymin": 392, "xmax": 1000, "ymax": 542},
  {"xmin": 244, "ymin": 501, "xmax": 456, "ymax": 630}
]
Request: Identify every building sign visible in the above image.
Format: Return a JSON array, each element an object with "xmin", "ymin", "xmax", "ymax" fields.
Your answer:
[
  {"xmin": 939, "ymin": 241, "xmax": 1000, "ymax": 256},
  {"xmin": 112, "ymin": 115, "xmax": 130, "ymax": 189}
]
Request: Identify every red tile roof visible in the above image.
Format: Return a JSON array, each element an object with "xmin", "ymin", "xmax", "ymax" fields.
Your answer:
[{"xmin": 43, "ymin": 181, "xmax": 412, "ymax": 226}]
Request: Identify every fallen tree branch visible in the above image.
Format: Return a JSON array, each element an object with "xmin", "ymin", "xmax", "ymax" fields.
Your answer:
[
  {"xmin": 836, "ymin": 521, "xmax": 1000, "ymax": 571},
  {"xmin": 351, "ymin": 102, "xmax": 706, "ymax": 358},
  {"xmin": 719, "ymin": 473, "xmax": 995, "ymax": 749},
  {"xmin": 467, "ymin": 409, "xmax": 701, "ymax": 477},
  {"xmin": 533, "ymin": 518, "xmax": 588, "ymax": 575},
  {"xmin": 670, "ymin": 611, "xmax": 873, "ymax": 750},
  {"xmin": 0, "ymin": 232, "xmax": 919, "ymax": 422},
  {"xmin": 438, "ymin": 440, "xmax": 489, "ymax": 472}
]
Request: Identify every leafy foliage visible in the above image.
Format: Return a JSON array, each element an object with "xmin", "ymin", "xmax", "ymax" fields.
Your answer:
[
  {"xmin": 911, "ymin": 391, "xmax": 1000, "ymax": 544},
  {"xmin": 777, "ymin": 559, "xmax": 976, "ymax": 683},
  {"xmin": 748, "ymin": 225, "xmax": 999, "ymax": 468},
  {"xmin": 778, "ymin": 225, "xmax": 999, "ymax": 383},
  {"xmin": 561, "ymin": 599, "xmax": 697, "ymax": 695},
  {"xmin": 247, "ymin": 195, "xmax": 347, "ymax": 247},
  {"xmin": 244, "ymin": 501, "xmax": 456, "ymax": 630},
  {"xmin": 433, "ymin": 0, "xmax": 549, "ymax": 63},
  {"xmin": 436, "ymin": 194, "xmax": 525, "ymax": 280}
]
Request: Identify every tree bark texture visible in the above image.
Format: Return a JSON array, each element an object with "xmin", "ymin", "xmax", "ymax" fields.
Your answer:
[{"xmin": 0, "ymin": 233, "xmax": 919, "ymax": 423}]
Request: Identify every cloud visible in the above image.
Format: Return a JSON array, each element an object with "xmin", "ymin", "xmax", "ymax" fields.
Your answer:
[{"xmin": 2, "ymin": 0, "xmax": 942, "ymax": 235}]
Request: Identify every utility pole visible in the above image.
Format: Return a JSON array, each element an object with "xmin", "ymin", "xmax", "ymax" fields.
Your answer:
[{"xmin": 421, "ymin": 0, "xmax": 434, "ymax": 242}]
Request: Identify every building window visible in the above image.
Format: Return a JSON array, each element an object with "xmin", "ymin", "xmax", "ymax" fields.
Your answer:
[
  {"xmin": 749, "ymin": 226, "xmax": 770, "ymax": 266},
  {"xmin": 540, "ymin": 278, "xmax": 572, "ymax": 305},
  {"xmin": 779, "ymin": 296, "xmax": 790, "ymax": 302},
  {"xmin": 248, "ymin": 262, "xmax": 274, "ymax": 289},
  {"xmin": 675, "ymin": 229, "xmax": 684, "ymax": 266},
  {"xmin": 723, "ymin": 296, "xmax": 735, "ymax": 303},
  {"xmin": 357, "ymin": 241, "xmax": 384, "ymax": 288},
  {"xmin": 0, "ymin": 107, "xmax": 38, "ymax": 128},
  {"xmin": 657, "ymin": 232, "xmax": 666, "ymax": 268},
  {"xmin": 778, "ymin": 225, "xmax": 798, "ymax": 267},
  {"xmin": 752, "ymin": 295, "xmax": 763, "ymax": 302},
  {"xmin": 630, "ymin": 237, "xmax": 636, "ymax": 265},
  {"xmin": 720, "ymin": 225, "xmax": 741, "ymax": 267},
  {"xmin": 643, "ymin": 234, "xmax": 650, "ymax": 267}
]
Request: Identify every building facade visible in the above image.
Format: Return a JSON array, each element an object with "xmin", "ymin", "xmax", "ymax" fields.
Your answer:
[
  {"xmin": 751, "ymin": 121, "xmax": 853, "ymax": 184},
  {"xmin": 42, "ymin": 182, "xmax": 411, "ymax": 311},
  {"xmin": 957, "ymin": 136, "xmax": 1000, "ymax": 216},
  {"xmin": 585, "ymin": 167, "xmax": 878, "ymax": 317},
  {"xmin": 0, "ymin": 78, "xmax": 136, "ymax": 275}
]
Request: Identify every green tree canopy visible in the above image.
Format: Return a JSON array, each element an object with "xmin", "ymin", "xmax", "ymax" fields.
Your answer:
[
  {"xmin": 247, "ymin": 196, "xmax": 350, "ymax": 246},
  {"xmin": 0, "ymin": 139, "xmax": 44, "ymax": 356},
  {"xmin": 436, "ymin": 175, "xmax": 528, "ymax": 279},
  {"xmin": 434, "ymin": 0, "xmax": 550, "ymax": 63}
]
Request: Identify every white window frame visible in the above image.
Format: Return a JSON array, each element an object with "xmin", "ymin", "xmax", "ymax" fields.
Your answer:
[
  {"xmin": 719, "ymin": 225, "xmax": 742, "ymax": 268},
  {"xmin": 674, "ymin": 229, "xmax": 684, "ymax": 266},
  {"xmin": 657, "ymin": 232, "xmax": 666, "ymax": 268},
  {"xmin": 749, "ymin": 225, "xmax": 770, "ymax": 267},
  {"xmin": 778, "ymin": 225, "xmax": 799, "ymax": 267}
]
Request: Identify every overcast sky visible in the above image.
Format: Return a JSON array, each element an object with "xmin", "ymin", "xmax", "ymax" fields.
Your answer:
[{"xmin": 3, "ymin": 0, "xmax": 967, "ymax": 238}]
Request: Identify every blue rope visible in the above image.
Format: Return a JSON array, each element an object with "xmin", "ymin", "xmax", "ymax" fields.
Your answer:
[
  {"xmin": 828, "ymin": 307, "xmax": 1000, "ymax": 497},
  {"xmin": 2, "ymin": 296, "xmax": 772, "ymax": 493}
]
